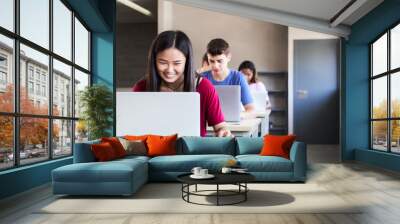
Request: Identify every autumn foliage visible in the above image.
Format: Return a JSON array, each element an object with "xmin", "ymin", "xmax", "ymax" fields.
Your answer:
[
  {"xmin": 372, "ymin": 99, "xmax": 400, "ymax": 142},
  {"xmin": 0, "ymin": 84, "xmax": 59, "ymax": 150}
]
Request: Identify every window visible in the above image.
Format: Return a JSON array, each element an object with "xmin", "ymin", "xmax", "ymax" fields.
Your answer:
[
  {"xmin": 75, "ymin": 18, "xmax": 89, "ymax": 70},
  {"xmin": 53, "ymin": 0, "xmax": 72, "ymax": 60},
  {"xmin": 28, "ymin": 81, "xmax": 34, "ymax": 94},
  {"xmin": 0, "ymin": 54, "xmax": 7, "ymax": 88},
  {"xmin": 42, "ymin": 85, "xmax": 46, "ymax": 97},
  {"xmin": 36, "ymin": 83, "xmax": 40, "ymax": 95},
  {"xmin": 0, "ymin": 0, "xmax": 14, "ymax": 32},
  {"xmin": 35, "ymin": 70, "xmax": 41, "ymax": 81},
  {"xmin": 41, "ymin": 73, "xmax": 46, "ymax": 82},
  {"xmin": 0, "ymin": 55, "xmax": 7, "ymax": 67},
  {"xmin": 0, "ymin": 0, "xmax": 91, "ymax": 170},
  {"xmin": 371, "ymin": 23, "xmax": 400, "ymax": 154},
  {"xmin": 0, "ymin": 34, "xmax": 13, "ymax": 113},
  {"xmin": 0, "ymin": 71, "xmax": 6, "ymax": 84},
  {"xmin": 74, "ymin": 69, "xmax": 89, "ymax": 119},
  {"xmin": 28, "ymin": 67, "xmax": 34, "ymax": 80},
  {"xmin": 20, "ymin": 0, "xmax": 49, "ymax": 49},
  {"xmin": 53, "ymin": 59, "xmax": 71, "ymax": 116}
]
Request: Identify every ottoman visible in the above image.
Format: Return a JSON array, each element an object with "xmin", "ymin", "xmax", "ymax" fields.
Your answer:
[{"xmin": 52, "ymin": 157, "xmax": 148, "ymax": 196}]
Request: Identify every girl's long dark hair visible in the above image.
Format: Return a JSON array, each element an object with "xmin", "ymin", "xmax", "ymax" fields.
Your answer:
[
  {"xmin": 146, "ymin": 30, "xmax": 195, "ymax": 92},
  {"xmin": 238, "ymin": 60, "xmax": 258, "ymax": 84}
]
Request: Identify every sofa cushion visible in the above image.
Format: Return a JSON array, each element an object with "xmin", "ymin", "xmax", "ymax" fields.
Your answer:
[
  {"xmin": 147, "ymin": 134, "xmax": 178, "ymax": 157},
  {"xmin": 148, "ymin": 154, "xmax": 235, "ymax": 172},
  {"xmin": 115, "ymin": 155, "xmax": 150, "ymax": 163},
  {"xmin": 236, "ymin": 155, "xmax": 293, "ymax": 172},
  {"xmin": 236, "ymin": 137, "xmax": 263, "ymax": 155},
  {"xmin": 101, "ymin": 137, "xmax": 127, "ymax": 158},
  {"xmin": 118, "ymin": 138, "xmax": 147, "ymax": 156},
  {"xmin": 124, "ymin": 135, "xmax": 150, "ymax": 142},
  {"xmin": 53, "ymin": 159, "xmax": 147, "ymax": 183},
  {"xmin": 260, "ymin": 135, "xmax": 296, "ymax": 159},
  {"xmin": 179, "ymin": 137, "xmax": 236, "ymax": 155},
  {"xmin": 91, "ymin": 142, "xmax": 118, "ymax": 161},
  {"xmin": 73, "ymin": 140, "xmax": 100, "ymax": 163}
]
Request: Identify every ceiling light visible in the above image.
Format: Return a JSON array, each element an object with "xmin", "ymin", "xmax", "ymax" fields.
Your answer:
[{"xmin": 117, "ymin": 0, "xmax": 152, "ymax": 17}]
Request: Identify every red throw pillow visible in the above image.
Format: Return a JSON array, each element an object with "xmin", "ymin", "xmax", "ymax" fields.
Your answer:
[
  {"xmin": 146, "ymin": 134, "xmax": 178, "ymax": 157},
  {"xmin": 101, "ymin": 137, "xmax": 127, "ymax": 158},
  {"xmin": 260, "ymin": 135, "xmax": 296, "ymax": 159},
  {"xmin": 91, "ymin": 142, "xmax": 117, "ymax": 161}
]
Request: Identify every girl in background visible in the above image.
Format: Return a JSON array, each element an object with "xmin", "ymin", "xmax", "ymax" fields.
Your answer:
[{"xmin": 238, "ymin": 60, "xmax": 271, "ymax": 110}]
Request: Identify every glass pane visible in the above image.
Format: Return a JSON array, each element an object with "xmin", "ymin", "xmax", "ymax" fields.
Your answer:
[
  {"xmin": 53, "ymin": 59, "xmax": 72, "ymax": 117},
  {"xmin": 0, "ymin": 116, "xmax": 14, "ymax": 170},
  {"xmin": 53, "ymin": 0, "xmax": 72, "ymax": 60},
  {"xmin": 391, "ymin": 24, "xmax": 400, "ymax": 70},
  {"xmin": 0, "ymin": 34, "xmax": 14, "ymax": 112},
  {"xmin": 372, "ymin": 121, "xmax": 387, "ymax": 151},
  {"xmin": 75, "ymin": 120, "xmax": 88, "ymax": 143},
  {"xmin": 0, "ymin": 0, "xmax": 14, "ymax": 31},
  {"xmin": 391, "ymin": 120, "xmax": 400, "ymax": 153},
  {"xmin": 20, "ymin": 117, "xmax": 49, "ymax": 165},
  {"xmin": 74, "ymin": 69, "xmax": 89, "ymax": 118},
  {"xmin": 372, "ymin": 76, "xmax": 387, "ymax": 119},
  {"xmin": 372, "ymin": 33, "xmax": 387, "ymax": 76},
  {"xmin": 20, "ymin": 0, "xmax": 49, "ymax": 49},
  {"xmin": 392, "ymin": 72, "xmax": 400, "ymax": 118},
  {"xmin": 75, "ymin": 18, "xmax": 89, "ymax": 70},
  {"xmin": 53, "ymin": 119, "xmax": 72, "ymax": 158},
  {"xmin": 74, "ymin": 17, "xmax": 89, "ymax": 70},
  {"xmin": 20, "ymin": 44, "xmax": 49, "ymax": 115}
]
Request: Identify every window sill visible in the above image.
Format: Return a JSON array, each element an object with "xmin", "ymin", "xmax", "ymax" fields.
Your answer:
[{"xmin": 0, "ymin": 156, "xmax": 72, "ymax": 176}]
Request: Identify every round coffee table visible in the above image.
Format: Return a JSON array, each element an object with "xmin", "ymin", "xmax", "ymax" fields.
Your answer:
[{"xmin": 177, "ymin": 172, "xmax": 255, "ymax": 206}]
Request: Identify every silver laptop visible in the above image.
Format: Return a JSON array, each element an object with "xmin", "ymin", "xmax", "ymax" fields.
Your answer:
[
  {"xmin": 116, "ymin": 92, "xmax": 200, "ymax": 136},
  {"xmin": 214, "ymin": 85, "xmax": 241, "ymax": 122},
  {"xmin": 251, "ymin": 90, "xmax": 267, "ymax": 111}
]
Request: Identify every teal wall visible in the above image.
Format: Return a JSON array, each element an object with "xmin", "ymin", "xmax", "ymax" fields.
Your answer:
[
  {"xmin": 91, "ymin": 0, "xmax": 116, "ymax": 135},
  {"xmin": 0, "ymin": 0, "xmax": 115, "ymax": 200},
  {"xmin": 0, "ymin": 158, "xmax": 72, "ymax": 199},
  {"xmin": 343, "ymin": 0, "xmax": 400, "ymax": 171}
]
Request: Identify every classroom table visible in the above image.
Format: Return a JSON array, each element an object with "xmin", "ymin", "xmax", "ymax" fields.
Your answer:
[
  {"xmin": 206, "ymin": 110, "xmax": 270, "ymax": 137},
  {"xmin": 207, "ymin": 118, "xmax": 262, "ymax": 137}
]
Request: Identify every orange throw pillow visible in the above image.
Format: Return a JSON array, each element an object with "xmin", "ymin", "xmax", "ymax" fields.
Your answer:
[
  {"xmin": 91, "ymin": 142, "xmax": 117, "ymax": 161},
  {"xmin": 260, "ymin": 135, "xmax": 296, "ymax": 159},
  {"xmin": 146, "ymin": 134, "xmax": 178, "ymax": 157},
  {"xmin": 101, "ymin": 137, "xmax": 127, "ymax": 158}
]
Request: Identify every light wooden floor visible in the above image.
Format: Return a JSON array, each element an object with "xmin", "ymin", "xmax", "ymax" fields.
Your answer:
[{"xmin": 1, "ymin": 147, "xmax": 400, "ymax": 224}]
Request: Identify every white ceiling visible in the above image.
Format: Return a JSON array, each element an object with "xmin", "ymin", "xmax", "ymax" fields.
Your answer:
[
  {"xmin": 116, "ymin": 0, "xmax": 384, "ymax": 37},
  {"xmin": 171, "ymin": 0, "xmax": 384, "ymax": 37},
  {"xmin": 223, "ymin": 0, "xmax": 383, "ymax": 25},
  {"xmin": 117, "ymin": 0, "xmax": 157, "ymax": 23},
  {"xmin": 225, "ymin": 0, "xmax": 352, "ymax": 23}
]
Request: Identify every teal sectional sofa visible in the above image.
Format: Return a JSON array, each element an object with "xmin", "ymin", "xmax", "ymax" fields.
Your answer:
[{"xmin": 52, "ymin": 137, "xmax": 307, "ymax": 196}]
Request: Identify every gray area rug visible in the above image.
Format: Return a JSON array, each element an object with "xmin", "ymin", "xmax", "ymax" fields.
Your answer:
[{"xmin": 38, "ymin": 183, "xmax": 362, "ymax": 214}]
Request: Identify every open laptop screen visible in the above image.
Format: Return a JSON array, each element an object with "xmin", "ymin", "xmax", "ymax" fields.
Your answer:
[
  {"xmin": 116, "ymin": 92, "xmax": 200, "ymax": 136},
  {"xmin": 214, "ymin": 85, "xmax": 241, "ymax": 122}
]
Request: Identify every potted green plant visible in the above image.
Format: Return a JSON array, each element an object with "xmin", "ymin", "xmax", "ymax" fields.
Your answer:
[{"xmin": 79, "ymin": 84, "xmax": 113, "ymax": 140}]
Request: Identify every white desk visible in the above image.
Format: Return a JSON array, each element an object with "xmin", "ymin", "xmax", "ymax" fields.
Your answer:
[
  {"xmin": 207, "ymin": 118, "xmax": 262, "ymax": 137},
  {"xmin": 255, "ymin": 109, "xmax": 271, "ymax": 136}
]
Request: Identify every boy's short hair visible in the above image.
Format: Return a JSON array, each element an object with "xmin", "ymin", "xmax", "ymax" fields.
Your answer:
[{"xmin": 207, "ymin": 38, "xmax": 230, "ymax": 56}]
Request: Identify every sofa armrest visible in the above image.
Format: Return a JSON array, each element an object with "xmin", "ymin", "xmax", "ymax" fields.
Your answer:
[
  {"xmin": 73, "ymin": 141, "xmax": 99, "ymax": 163},
  {"xmin": 289, "ymin": 141, "xmax": 307, "ymax": 181}
]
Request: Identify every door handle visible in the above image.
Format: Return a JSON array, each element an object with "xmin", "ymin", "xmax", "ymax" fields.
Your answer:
[{"xmin": 297, "ymin": 90, "xmax": 308, "ymax": 99}]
